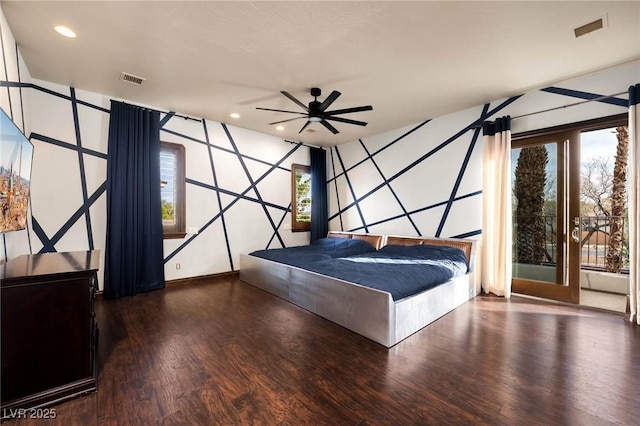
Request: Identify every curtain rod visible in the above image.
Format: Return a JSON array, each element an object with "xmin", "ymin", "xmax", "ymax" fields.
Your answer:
[
  {"xmin": 167, "ymin": 112, "xmax": 200, "ymax": 122},
  {"xmin": 116, "ymin": 100, "xmax": 201, "ymax": 122},
  {"xmin": 510, "ymin": 90, "xmax": 627, "ymax": 121},
  {"xmin": 284, "ymin": 139, "xmax": 324, "ymax": 150}
]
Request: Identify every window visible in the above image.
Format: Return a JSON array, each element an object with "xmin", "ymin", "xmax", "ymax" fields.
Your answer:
[
  {"xmin": 160, "ymin": 142, "xmax": 186, "ymax": 238},
  {"xmin": 291, "ymin": 163, "xmax": 311, "ymax": 232}
]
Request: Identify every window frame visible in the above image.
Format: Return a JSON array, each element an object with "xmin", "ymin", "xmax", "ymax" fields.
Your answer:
[
  {"xmin": 291, "ymin": 163, "xmax": 311, "ymax": 232},
  {"xmin": 160, "ymin": 141, "xmax": 186, "ymax": 239},
  {"xmin": 510, "ymin": 113, "xmax": 628, "ymax": 303}
]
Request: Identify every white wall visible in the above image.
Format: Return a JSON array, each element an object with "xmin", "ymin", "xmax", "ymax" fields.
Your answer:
[
  {"xmin": 157, "ymin": 114, "xmax": 311, "ymax": 280},
  {"xmin": 0, "ymin": 7, "xmax": 32, "ymax": 261},
  {"xmin": 20, "ymin": 79, "xmax": 312, "ymax": 288},
  {"xmin": 329, "ymin": 60, "xmax": 639, "ymax": 239},
  {"xmin": 1, "ymin": 6, "xmax": 310, "ymax": 286}
]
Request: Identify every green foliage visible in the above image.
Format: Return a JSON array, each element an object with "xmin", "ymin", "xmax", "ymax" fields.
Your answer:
[
  {"xmin": 161, "ymin": 199, "xmax": 174, "ymax": 220},
  {"xmin": 606, "ymin": 126, "xmax": 629, "ymax": 272},
  {"xmin": 296, "ymin": 171, "xmax": 312, "ymax": 222},
  {"xmin": 514, "ymin": 146, "xmax": 548, "ymax": 264}
]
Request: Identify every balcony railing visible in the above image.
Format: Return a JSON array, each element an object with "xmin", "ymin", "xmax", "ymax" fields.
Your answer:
[{"xmin": 513, "ymin": 215, "xmax": 629, "ymax": 274}]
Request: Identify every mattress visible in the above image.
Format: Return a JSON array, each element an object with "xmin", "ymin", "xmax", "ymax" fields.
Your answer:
[
  {"xmin": 249, "ymin": 237, "xmax": 377, "ymax": 268},
  {"xmin": 286, "ymin": 244, "xmax": 468, "ymax": 301}
]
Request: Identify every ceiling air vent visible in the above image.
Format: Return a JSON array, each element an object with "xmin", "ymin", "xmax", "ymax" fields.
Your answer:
[
  {"xmin": 574, "ymin": 15, "xmax": 607, "ymax": 38},
  {"xmin": 120, "ymin": 72, "xmax": 145, "ymax": 86}
]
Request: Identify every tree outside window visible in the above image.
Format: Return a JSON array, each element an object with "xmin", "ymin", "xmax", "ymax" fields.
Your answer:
[
  {"xmin": 160, "ymin": 142, "xmax": 186, "ymax": 239},
  {"xmin": 291, "ymin": 164, "xmax": 311, "ymax": 231}
]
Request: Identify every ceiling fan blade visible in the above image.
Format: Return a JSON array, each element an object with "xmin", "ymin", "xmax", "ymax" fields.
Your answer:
[
  {"xmin": 298, "ymin": 120, "xmax": 313, "ymax": 134},
  {"xmin": 256, "ymin": 107, "xmax": 307, "ymax": 115},
  {"xmin": 281, "ymin": 91, "xmax": 309, "ymax": 112},
  {"xmin": 325, "ymin": 105, "xmax": 373, "ymax": 116},
  {"xmin": 268, "ymin": 117, "xmax": 307, "ymax": 125},
  {"xmin": 318, "ymin": 90, "xmax": 341, "ymax": 112},
  {"xmin": 320, "ymin": 119, "xmax": 340, "ymax": 134},
  {"xmin": 323, "ymin": 116, "xmax": 368, "ymax": 127}
]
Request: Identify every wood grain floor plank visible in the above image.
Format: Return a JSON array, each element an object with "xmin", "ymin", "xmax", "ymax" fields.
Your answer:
[{"xmin": 4, "ymin": 275, "xmax": 639, "ymax": 425}]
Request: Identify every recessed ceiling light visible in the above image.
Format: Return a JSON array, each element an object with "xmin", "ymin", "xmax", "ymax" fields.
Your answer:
[
  {"xmin": 54, "ymin": 25, "xmax": 76, "ymax": 38},
  {"xmin": 230, "ymin": 113, "xmax": 240, "ymax": 119},
  {"xmin": 276, "ymin": 125, "xmax": 285, "ymax": 131}
]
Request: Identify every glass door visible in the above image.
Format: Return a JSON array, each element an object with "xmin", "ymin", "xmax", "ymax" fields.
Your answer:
[{"xmin": 511, "ymin": 131, "xmax": 581, "ymax": 303}]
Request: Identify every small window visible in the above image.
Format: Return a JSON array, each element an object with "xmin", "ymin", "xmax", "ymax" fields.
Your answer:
[
  {"xmin": 291, "ymin": 163, "xmax": 311, "ymax": 232},
  {"xmin": 160, "ymin": 142, "xmax": 186, "ymax": 238}
]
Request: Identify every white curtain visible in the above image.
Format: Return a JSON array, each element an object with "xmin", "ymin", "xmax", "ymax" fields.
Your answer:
[
  {"xmin": 481, "ymin": 116, "xmax": 513, "ymax": 297},
  {"xmin": 629, "ymin": 84, "xmax": 639, "ymax": 325}
]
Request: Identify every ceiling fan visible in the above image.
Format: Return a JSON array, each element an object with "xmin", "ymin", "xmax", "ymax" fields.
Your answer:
[{"xmin": 256, "ymin": 88, "xmax": 373, "ymax": 134}]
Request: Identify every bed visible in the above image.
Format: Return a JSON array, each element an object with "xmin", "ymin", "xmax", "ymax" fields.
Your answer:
[
  {"xmin": 239, "ymin": 233, "xmax": 479, "ymax": 347},
  {"xmin": 249, "ymin": 232, "xmax": 382, "ymax": 268}
]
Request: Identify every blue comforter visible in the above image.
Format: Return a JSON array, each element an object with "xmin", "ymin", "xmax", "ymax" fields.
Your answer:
[
  {"xmin": 302, "ymin": 244, "xmax": 468, "ymax": 301},
  {"xmin": 249, "ymin": 237, "xmax": 377, "ymax": 268}
]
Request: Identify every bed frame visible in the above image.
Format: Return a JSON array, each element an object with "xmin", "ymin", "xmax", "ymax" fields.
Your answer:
[{"xmin": 239, "ymin": 233, "xmax": 479, "ymax": 347}]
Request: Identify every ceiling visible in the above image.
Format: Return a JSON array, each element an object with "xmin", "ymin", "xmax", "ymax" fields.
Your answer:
[{"xmin": 2, "ymin": 1, "xmax": 639, "ymax": 147}]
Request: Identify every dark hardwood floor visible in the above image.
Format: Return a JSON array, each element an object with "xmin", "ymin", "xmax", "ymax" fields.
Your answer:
[{"xmin": 5, "ymin": 274, "xmax": 639, "ymax": 425}]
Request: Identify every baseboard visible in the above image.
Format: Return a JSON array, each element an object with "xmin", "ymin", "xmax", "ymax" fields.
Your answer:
[
  {"xmin": 166, "ymin": 270, "xmax": 239, "ymax": 285},
  {"xmin": 94, "ymin": 271, "xmax": 240, "ymax": 299}
]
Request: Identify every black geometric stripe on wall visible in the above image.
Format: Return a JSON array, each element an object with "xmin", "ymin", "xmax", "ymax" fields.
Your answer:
[
  {"xmin": 332, "ymin": 146, "xmax": 368, "ymax": 233},
  {"xmin": 434, "ymin": 104, "xmax": 486, "ymax": 238},
  {"xmin": 202, "ymin": 119, "xmax": 232, "ymax": 270},
  {"xmin": 330, "ymin": 95, "xmax": 523, "ymax": 238},
  {"xmin": 70, "ymin": 87, "xmax": 94, "ymax": 250},
  {"xmin": 0, "ymin": 18, "xmax": 13, "ymax": 119},
  {"xmin": 0, "ymin": 80, "xmax": 304, "ymax": 269},
  {"xmin": 160, "ymin": 126, "xmax": 290, "ymax": 172},
  {"xmin": 14, "ymin": 45, "xmax": 26, "ymax": 143},
  {"xmin": 31, "ymin": 182, "xmax": 106, "ymax": 253},
  {"xmin": 358, "ymin": 138, "xmax": 420, "ymax": 235},
  {"xmin": 0, "ymin": 81, "xmax": 110, "ymax": 114},
  {"xmin": 222, "ymin": 123, "xmax": 285, "ymax": 249},
  {"xmin": 341, "ymin": 189, "xmax": 482, "ymax": 234},
  {"xmin": 540, "ymin": 87, "xmax": 628, "ymax": 107},
  {"xmin": 30, "ymin": 133, "xmax": 107, "ymax": 160},
  {"xmin": 329, "ymin": 120, "xmax": 431, "ymax": 182},
  {"xmin": 27, "ymin": 128, "xmax": 107, "ymax": 254},
  {"xmin": 2, "ymin": 73, "xmax": 630, "ymax": 263},
  {"xmin": 161, "ymin": 121, "xmax": 303, "ymax": 269},
  {"xmin": 329, "ymin": 149, "xmax": 344, "ymax": 232},
  {"xmin": 328, "ymin": 119, "xmax": 431, "ymax": 224},
  {"xmin": 268, "ymin": 203, "xmax": 292, "ymax": 249}
]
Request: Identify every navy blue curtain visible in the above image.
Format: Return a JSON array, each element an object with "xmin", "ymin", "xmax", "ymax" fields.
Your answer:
[
  {"xmin": 104, "ymin": 101, "xmax": 165, "ymax": 299},
  {"xmin": 631, "ymin": 83, "xmax": 640, "ymax": 106},
  {"xmin": 310, "ymin": 147, "xmax": 328, "ymax": 242},
  {"xmin": 482, "ymin": 115, "xmax": 511, "ymax": 136}
]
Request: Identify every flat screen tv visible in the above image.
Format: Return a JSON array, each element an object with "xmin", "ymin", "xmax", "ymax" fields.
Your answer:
[{"xmin": 0, "ymin": 107, "xmax": 33, "ymax": 233}]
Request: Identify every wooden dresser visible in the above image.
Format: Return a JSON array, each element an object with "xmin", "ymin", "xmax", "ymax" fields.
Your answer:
[{"xmin": 0, "ymin": 251, "xmax": 99, "ymax": 414}]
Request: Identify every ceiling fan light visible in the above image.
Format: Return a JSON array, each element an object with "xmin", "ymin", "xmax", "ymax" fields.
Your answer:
[{"xmin": 309, "ymin": 116, "xmax": 322, "ymax": 122}]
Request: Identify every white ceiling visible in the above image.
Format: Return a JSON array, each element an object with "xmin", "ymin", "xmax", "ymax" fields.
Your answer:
[{"xmin": 2, "ymin": 1, "xmax": 639, "ymax": 147}]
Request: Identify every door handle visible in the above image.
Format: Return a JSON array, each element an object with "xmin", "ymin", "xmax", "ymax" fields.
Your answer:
[
  {"xmin": 571, "ymin": 216, "xmax": 581, "ymax": 243},
  {"xmin": 571, "ymin": 226, "xmax": 580, "ymax": 243}
]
